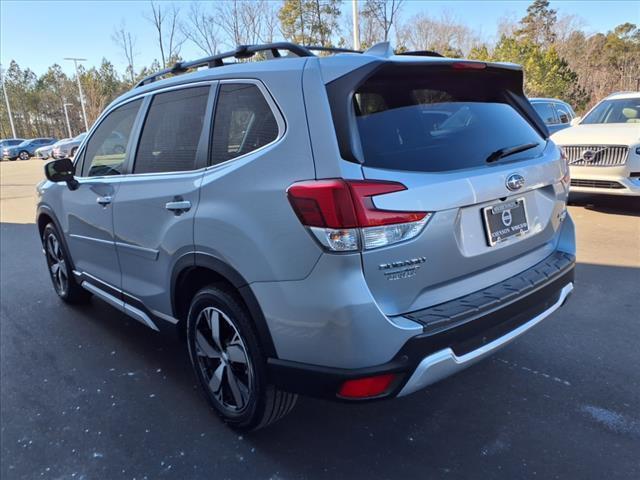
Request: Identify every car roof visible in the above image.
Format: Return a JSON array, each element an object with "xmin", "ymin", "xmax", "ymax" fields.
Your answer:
[
  {"xmin": 529, "ymin": 97, "xmax": 569, "ymax": 104},
  {"xmin": 110, "ymin": 43, "xmax": 522, "ymax": 111},
  {"xmin": 605, "ymin": 91, "xmax": 640, "ymax": 100}
]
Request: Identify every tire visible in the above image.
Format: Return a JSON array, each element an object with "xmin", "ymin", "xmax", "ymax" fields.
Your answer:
[
  {"xmin": 186, "ymin": 285, "xmax": 297, "ymax": 431},
  {"xmin": 42, "ymin": 223, "xmax": 91, "ymax": 304},
  {"xmin": 18, "ymin": 151, "xmax": 30, "ymax": 161}
]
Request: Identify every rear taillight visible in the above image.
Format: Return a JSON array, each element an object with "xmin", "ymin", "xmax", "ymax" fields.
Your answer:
[{"xmin": 287, "ymin": 179, "xmax": 431, "ymax": 252}]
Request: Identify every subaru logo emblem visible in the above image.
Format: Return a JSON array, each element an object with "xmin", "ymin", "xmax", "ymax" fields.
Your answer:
[{"xmin": 506, "ymin": 173, "xmax": 525, "ymax": 191}]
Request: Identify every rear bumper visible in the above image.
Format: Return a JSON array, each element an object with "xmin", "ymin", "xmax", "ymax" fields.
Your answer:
[
  {"xmin": 399, "ymin": 282, "xmax": 573, "ymax": 396},
  {"xmin": 268, "ymin": 251, "xmax": 575, "ymax": 400}
]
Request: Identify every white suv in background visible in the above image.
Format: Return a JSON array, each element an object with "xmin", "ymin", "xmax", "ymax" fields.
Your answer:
[{"xmin": 551, "ymin": 91, "xmax": 640, "ymax": 196}]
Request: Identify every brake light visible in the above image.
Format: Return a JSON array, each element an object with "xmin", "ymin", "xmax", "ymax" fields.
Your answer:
[
  {"xmin": 287, "ymin": 179, "xmax": 431, "ymax": 251},
  {"xmin": 338, "ymin": 374, "xmax": 397, "ymax": 399},
  {"xmin": 451, "ymin": 61, "xmax": 487, "ymax": 70}
]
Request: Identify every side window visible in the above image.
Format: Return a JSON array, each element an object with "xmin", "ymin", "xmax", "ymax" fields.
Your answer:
[
  {"xmin": 556, "ymin": 105, "xmax": 571, "ymax": 124},
  {"xmin": 133, "ymin": 86, "xmax": 210, "ymax": 174},
  {"xmin": 83, "ymin": 99, "xmax": 142, "ymax": 177},
  {"xmin": 211, "ymin": 83, "xmax": 279, "ymax": 165},
  {"xmin": 532, "ymin": 102, "xmax": 558, "ymax": 125}
]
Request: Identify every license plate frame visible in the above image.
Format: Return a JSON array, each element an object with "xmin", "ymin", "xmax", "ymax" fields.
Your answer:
[{"xmin": 482, "ymin": 197, "xmax": 530, "ymax": 247}]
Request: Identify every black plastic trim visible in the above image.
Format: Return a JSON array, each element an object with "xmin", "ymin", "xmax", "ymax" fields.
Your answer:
[
  {"xmin": 36, "ymin": 205, "xmax": 77, "ymax": 272},
  {"xmin": 170, "ymin": 252, "xmax": 277, "ymax": 358},
  {"xmin": 267, "ymin": 252, "xmax": 575, "ymax": 401}
]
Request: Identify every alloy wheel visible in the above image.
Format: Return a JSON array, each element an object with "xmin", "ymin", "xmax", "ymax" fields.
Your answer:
[
  {"xmin": 19, "ymin": 151, "xmax": 29, "ymax": 160},
  {"xmin": 45, "ymin": 233, "xmax": 68, "ymax": 296},
  {"xmin": 194, "ymin": 306, "xmax": 253, "ymax": 413}
]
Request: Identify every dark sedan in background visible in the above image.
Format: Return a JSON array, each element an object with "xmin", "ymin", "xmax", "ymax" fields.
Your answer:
[
  {"xmin": 2, "ymin": 137, "xmax": 57, "ymax": 160},
  {"xmin": 530, "ymin": 98, "xmax": 577, "ymax": 134}
]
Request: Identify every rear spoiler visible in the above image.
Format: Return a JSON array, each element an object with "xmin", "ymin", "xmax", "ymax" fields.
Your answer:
[{"xmin": 325, "ymin": 60, "xmax": 549, "ymax": 164}]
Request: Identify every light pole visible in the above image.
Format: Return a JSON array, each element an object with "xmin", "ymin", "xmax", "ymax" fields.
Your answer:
[
  {"xmin": 64, "ymin": 57, "xmax": 89, "ymax": 132},
  {"xmin": 352, "ymin": 0, "xmax": 361, "ymax": 50},
  {"xmin": 0, "ymin": 64, "xmax": 17, "ymax": 138},
  {"xmin": 63, "ymin": 102, "xmax": 73, "ymax": 138}
]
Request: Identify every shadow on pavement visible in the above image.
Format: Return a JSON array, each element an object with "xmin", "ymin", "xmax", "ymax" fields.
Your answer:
[
  {"xmin": 1, "ymin": 222, "xmax": 639, "ymax": 479},
  {"xmin": 569, "ymin": 192, "xmax": 640, "ymax": 216}
]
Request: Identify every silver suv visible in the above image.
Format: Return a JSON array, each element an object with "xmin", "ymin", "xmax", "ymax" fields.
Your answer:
[{"xmin": 37, "ymin": 43, "xmax": 576, "ymax": 430}]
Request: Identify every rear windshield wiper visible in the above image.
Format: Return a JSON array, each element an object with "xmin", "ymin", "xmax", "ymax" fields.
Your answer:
[{"xmin": 486, "ymin": 142, "xmax": 540, "ymax": 163}]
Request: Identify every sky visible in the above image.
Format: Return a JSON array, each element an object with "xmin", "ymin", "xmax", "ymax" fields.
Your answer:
[{"xmin": 1, "ymin": 0, "xmax": 639, "ymax": 76}]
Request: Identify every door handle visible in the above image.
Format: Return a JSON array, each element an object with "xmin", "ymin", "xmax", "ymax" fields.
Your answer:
[
  {"xmin": 165, "ymin": 200, "xmax": 192, "ymax": 215},
  {"xmin": 96, "ymin": 195, "xmax": 112, "ymax": 206}
]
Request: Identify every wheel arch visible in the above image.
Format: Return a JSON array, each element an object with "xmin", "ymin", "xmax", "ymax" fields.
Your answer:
[
  {"xmin": 171, "ymin": 252, "xmax": 277, "ymax": 358},
  {"xmin": 36, "ymin": 205, "xmax": 77, "ymax": 271}
]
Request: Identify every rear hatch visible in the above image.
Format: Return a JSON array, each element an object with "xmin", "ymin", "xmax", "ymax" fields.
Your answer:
[{"xmin": 328, "ymin": 60, "xmax": 568, "ymax": 315}]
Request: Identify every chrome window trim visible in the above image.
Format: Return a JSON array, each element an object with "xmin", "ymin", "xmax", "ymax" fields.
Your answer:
[
  {"xmin": 74, "ymin": 81, "xmax": 217, "ymax": 180},
  {"xmin": 204, "ymin": 78, "xmax": 287, "ymax": 171},
  {"xmin": 73, "ymin": 78, "xmax": 285, "ymax": 180}
]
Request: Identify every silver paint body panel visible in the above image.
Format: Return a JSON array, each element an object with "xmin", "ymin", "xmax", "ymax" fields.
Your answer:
[{"xmin": 37, "ymin": 51, "xmax": 576, "ymax": 393}]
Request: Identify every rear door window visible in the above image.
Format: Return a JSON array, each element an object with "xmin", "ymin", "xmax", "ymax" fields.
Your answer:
[
  {"xmin": 133, "ymin": 86, "xmax": 210, "ymax": 174},
  {"xmin": 354, "ymin": 72, "xmax": 545, "ymax": 172}
]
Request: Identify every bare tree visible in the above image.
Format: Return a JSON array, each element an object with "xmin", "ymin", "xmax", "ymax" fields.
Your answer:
[
  {"xmin": 260, "ymin": 1, "xmax": 281, "ymax": 44},
  {"xmin": 181, "ymin": 2, "xmax": 221, "ymax": 56},
  {"xmin": 112, "ymin": 23, "xmax": 137, "ymax": 83},
  {"xmin": 496, "ymin": 12, "xmax": 519, "ymax": 39},
  {"xmin": 146, "ymin": 1, "xmax": 185, "ymax": 69},
  {"xmin": 362, "ymin": 0, "xmax": 403, "ymax": 42},
  {"xmin": 215, "ymin": 0, "xmax": 275, "ymax": 48},
  {"xmin": 398, "ymin": 11, "xmax": 481, "ymax": 57}
]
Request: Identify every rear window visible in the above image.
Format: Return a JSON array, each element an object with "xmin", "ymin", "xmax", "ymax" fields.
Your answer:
[{"xmin": 354, "ymin": 70, "xmax": 545, "ymax": 172}]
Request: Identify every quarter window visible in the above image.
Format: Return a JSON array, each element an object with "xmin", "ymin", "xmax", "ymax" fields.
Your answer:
[
  {"xmin": 211, "ymin": 83, "xmax": 279, "ymax": 165},
  {"xmin": 83, "ymin": 99, "xmax": 142, "ymax": 177},
  {"xmin": 133, "ymin": 86, "xmax": 210, "ymax": 174}
]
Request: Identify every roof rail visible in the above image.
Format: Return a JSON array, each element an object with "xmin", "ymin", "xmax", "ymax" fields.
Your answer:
[
  {"xmin": 397, "ymin": 50, "xmax": 444, "ymax": 58},
  {"xmin": 134, "ymin": 42, "xmax": 315, "ymax": 88},
  {"xmin": 133, "ymin": 42, "xmax": 444, "ymax": 89},
  {"xmin": 304, "ymin": 46, "xmax": 363, "ymax": 54}
]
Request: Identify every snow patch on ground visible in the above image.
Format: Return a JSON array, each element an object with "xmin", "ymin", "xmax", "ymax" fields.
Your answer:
[{"xmin": 580, "ymin": 405, "xmax": 640, "ymax": 438}]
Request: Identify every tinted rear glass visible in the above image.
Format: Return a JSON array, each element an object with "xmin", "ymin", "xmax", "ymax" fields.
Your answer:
[{"xmin": 354, "ymin": 71, "xmax": 545, "ymax": 172}]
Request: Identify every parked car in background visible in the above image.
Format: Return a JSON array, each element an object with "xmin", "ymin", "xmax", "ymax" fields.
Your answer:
[
  {"xmin": 35, "ymin": 140, "xmax": 68, "ymax": 160},
  {"xmin": 2, "ymin": 138, "xmax": 57, "ymax": 161},
  {"xmin": 37, "ymin": 42, "xmax": 575, "ymax": 430},
  {"xmin": 0, "ymin": 138, "xmax": 26, "ymax": 151},
  {"xmin": 52, "ymin": 133, "xmax": 87, "ymax": 159},
  {"xmin": 530, "ymin": 98, "xmax": 576, "ymax": 134},
  {"xmin": 552, "ymin": 91, "xmax": 640, "ymax": 196},
  {"xmin": 1, "ymin": 138, "xmax": 27, "ymax": 161}
]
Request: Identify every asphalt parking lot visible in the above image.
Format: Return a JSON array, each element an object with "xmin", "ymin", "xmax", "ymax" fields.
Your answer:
[{"xmin": 1, "ymin": 160, "xmax": 639, "ymax": 480}]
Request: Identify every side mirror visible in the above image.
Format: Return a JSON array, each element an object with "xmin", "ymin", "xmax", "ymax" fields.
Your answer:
[
  {"xmin": 45, "ymin": 158, "xmax": 78, "ymax": 190},
  {"xmin": 570, "ymin": 116, "xmax": 581, "ymax": 127}
]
